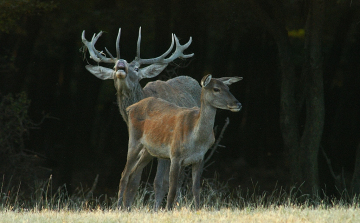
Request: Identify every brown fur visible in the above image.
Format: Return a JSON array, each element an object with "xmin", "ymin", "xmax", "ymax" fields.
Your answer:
[
  {"xmin": 121, "ymin": 75, "xmax": 242, "ymax": 210},
  {"xmin": 128, "ymin": 97, "xmax": 199, "ymax": 151}
]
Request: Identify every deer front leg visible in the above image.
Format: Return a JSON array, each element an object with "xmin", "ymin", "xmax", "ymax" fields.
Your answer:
[
  {"xmin": 192, "ymin": 160, "xmax": 203, "ymax": 210},
  {"xmin": 124, "ymin": 149, "xmax": 154, "ymax": 209},
  {"xmin": 118, "ymin": 160, "xmax": 135, "ymax": 209},
  {"xmin": 154, "ymin": 159, "xmax": 170, "ymax": 211},
  {"xmin": 166, "ymin": 158, "xmax": 182, "ymax": 210},
  {"xmin": 122, "ymin": 172, "xmax": 141, "ymax": 210},
  {"xmin": 154, "ymin": 160, "xmax": 185, "ymax": 211},
  {"xmin": 118, "ymin": 142, "xmax": 143, "ymax": 209}
]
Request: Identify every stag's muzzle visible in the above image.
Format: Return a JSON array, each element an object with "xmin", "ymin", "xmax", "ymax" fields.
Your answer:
[{"xmin": 114, "ymin": 60, "xmax": 128, "ymax": 79}]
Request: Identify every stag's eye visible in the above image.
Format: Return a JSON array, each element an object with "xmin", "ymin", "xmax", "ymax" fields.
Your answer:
[
  {"xmin": 134, "ymin": 67, "xmax": 139, "ymax": 72},
  {"xmin": 213, "ymin": 88, "xmax": 220, "ymax": 92}
]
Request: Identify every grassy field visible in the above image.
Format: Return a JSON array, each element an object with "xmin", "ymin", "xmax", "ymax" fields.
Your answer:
[
  {"xmin": 0, "ymin": 206, "xmax": 359, "ymax": 223},
  {"xmin": 1, "ymin": 177, "xmax": 360, "ymax": 222}
]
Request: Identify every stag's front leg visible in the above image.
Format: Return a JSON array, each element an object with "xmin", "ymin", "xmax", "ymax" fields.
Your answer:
[
  {"xmin": 154, "ymin": 159, "xmax": 170, "ymax": 211},
  {"xmin": 166, "ymin": 158, "xmax": 182, "ymax": 210},
  {"xmin": 192, "ymin": 160, "xmax": 203, "ymax": 210}
]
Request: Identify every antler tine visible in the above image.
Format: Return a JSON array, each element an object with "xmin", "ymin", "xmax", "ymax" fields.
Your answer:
[
  {"xmin": 181, "ymin": 35, "xmax": 194, "ymax": 59},
  {"xmin": 104, "ymin": 47, "xmax": 116, "ymax": 60},
  {"xmin": 136, "ymin": 27, "xmax": 142, "ymax": 59},
  {"xmin": 137, "ymin": 34, "xmax": 176, "ymax": 64},
  {"xmin": 137, "ymin": 33, "xmax": 193, "ymax": 65},
  {"xmin": 81, "ymin": 30, "xmax": 117, "ymax": 64},
  {"xmin": 82, "ymin": 31, "xmax": 101, "ymax": 63},
  {"xmin": 166, "ymin": 34, "xmax": 194, "ymax": 60},
  {"xmin": 91, "ymin": 31, "xmax": 118, "ymax": 63},
  {"xmin": 116, "ymin": 28, "xmax": 121, "ymax": 59}
]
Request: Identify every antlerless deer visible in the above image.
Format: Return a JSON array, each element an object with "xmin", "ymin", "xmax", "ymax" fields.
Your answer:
[
  {"xmin": 81, "ymin": 28, "xmax": 201, "ymax": 210},
  {"xmin": 121, "ymin": 74, "xmax": 242, "ymax": 210}
]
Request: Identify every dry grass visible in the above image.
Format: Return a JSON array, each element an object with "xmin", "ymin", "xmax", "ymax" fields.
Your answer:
[
  {"xmin": 1, "ymin": 176, "xmax": 360, "ymax": 222},
  {"xmin": 0, "ymin": 206, "xmax": 359, "ymax": 223}
]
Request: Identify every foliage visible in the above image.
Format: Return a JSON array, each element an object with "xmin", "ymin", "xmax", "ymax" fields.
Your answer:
[
  {"xmin": 0, "ymin": 0, "xmax": 57, "ymax": 34},
  {"xmin": 0, "ymin": 92, "xmax": 32, "ymax": 155},
  {"xmin": 0, "ymin": 92, "xmax": 50, "ymax": 193}
]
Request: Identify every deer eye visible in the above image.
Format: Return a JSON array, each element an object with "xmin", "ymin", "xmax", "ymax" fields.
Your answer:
[
  {"xmin": 134, "ymin": 67, "xmax": 139, "ymax": 72},
  {"xmin": 213, "ymin": 88, "xmax": 220, "ymax": 92}
]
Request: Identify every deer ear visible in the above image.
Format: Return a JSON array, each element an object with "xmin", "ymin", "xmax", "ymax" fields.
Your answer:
[
  {"xmin": 85, "ymin": 65, "xmax": 114, "ymax": 80},
  {"xmin": 217, "ymin": 76, "xmax": 243, "ymax": 85},
  {"xmin": 138, "ymin": 64, "xmax": 167, "ymax": 80},
  {"xmin": 201, "ymin": 74, "xmax": 212, "ymax": 87}
]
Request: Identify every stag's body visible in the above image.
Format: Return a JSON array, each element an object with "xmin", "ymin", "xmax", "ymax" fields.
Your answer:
[
  {"xmin": 123, "ymin": 75, "xmax": 242, "ymax": 210},
  {"xmin": 82, "ymin": 28, "xmax": 200, "ymax": 210}
]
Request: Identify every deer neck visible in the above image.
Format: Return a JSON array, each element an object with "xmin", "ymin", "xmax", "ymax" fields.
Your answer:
[
  {"xmin": 194, "ymin": 93, "xmax": 217, "ymax": 142},
  {"xmin": 117, "ymin": 82, "xmax": 145, "ymax": 125}
]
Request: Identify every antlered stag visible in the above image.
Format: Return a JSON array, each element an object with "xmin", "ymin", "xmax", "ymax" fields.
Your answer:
[
  {"xmin": 122, "ymin": 74, "xmax": 242, "ymax": 210},
  {"xmin": 82, "ymin": 28, "xmax": 201, "ymax": 210}
]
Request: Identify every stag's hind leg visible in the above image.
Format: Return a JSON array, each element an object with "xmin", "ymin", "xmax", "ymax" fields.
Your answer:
[{"xmin": 123, "ymin": 148, "xmax": 154, "ymax": 209}]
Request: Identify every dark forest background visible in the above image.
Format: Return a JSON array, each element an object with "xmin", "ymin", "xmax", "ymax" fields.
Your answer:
[{"xmin": 1, "ymin": 0, "xmax": 360, "ymax": 199}]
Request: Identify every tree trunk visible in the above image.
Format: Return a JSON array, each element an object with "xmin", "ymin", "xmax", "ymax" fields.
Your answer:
[
  {"xmin": 276, "ymin": 35, "xmax": 302, "ymax": 186},
  {"xmin": 250, "ymin": 0, "xmax": 325, "ymax": 195},
  {"xmin": 299, "ymin": 0, "xmax": 325, "ymax": 195}
]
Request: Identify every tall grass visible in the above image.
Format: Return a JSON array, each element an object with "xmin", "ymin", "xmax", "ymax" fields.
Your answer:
[{"xmin": 1, "ymin": 174, "xmax": 360, "ymax": 212}]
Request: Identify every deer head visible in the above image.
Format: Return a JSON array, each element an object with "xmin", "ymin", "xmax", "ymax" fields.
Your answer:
[
  {"xmin": 82, "ymin": 28, "xmax": 193, "ymax": 93},
  {"xmin": 200, "ymin": 74, "xmax": 243, "ymax": 112}
]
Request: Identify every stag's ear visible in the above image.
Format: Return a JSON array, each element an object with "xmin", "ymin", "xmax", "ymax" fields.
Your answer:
[
  {"xmin": 138, "ymin": 64, "xmax": 167, "ymax": 80},
  {"xmin": 85, "ymin": 65, "xmax": 114, "ymax": 80},
  {"xmin": 217, "ymin": 76, "xmax": 243, "ymax": 85},
  {"xmin": 201, "ymin": 74, "xmax": 212, "ymax": 87}
]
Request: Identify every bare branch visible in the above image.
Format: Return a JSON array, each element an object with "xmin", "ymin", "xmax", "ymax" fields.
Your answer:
[
  {"xmin": 205, "ymin": 117, "xmax": 230, "ymax": 164},
  {"xmin": 321, "ymin": 146, "xmax": 346, "ymax": 191}
]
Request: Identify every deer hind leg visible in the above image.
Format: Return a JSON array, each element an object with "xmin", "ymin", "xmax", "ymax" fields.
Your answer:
[
  {"xmin": 117, "ymin": 142, "xmax": 143, "ymax": 209},
  {"xmin": 154, "ymin": 159, "xmax": 170, "ymax": 211},
  {"xmin": 166, "ymin": 158, "xmax": 182, "ymax": 210},
  {"xmin": 123, "ymin": 148, "xmax": 154, "ymax": 209},
  {"xmin": 192, "ymin": 160, "xmax": 203, "ymax": 210}
]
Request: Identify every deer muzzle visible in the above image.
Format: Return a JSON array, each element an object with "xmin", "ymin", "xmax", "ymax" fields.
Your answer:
[
  {"xmin": 228, "ymin": 102, "xmax": 242, "ymax": 112},
  {"xmin": 114, "ymin": 60, "xmax": 128, "ymax": 79}
]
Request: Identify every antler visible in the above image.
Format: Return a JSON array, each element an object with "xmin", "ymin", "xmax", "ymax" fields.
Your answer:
[
  {"xmin": 82, "ymin": 27, "xmax": 193, "ymax": 65},
  {"xmin": 82, "ymin": 28, "xmax": 121, "ymax": 64},
  {"xmin": 135, "ymin": 27, "xmax": 194, "ymax": 65}
]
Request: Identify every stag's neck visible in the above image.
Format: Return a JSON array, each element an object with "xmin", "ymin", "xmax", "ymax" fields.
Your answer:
[
  {"xmin": 194, "ymin": 94, "xmax": 217, "ymax": 142},
  {"xmin": 117, "ymin": 83, "xmax": 145, "ymax": 125}
]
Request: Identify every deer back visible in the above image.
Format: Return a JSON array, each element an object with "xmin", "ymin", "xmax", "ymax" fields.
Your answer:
[{"xmin": 143, "ymin": 76, "xmax": 201, "ymax": 108}]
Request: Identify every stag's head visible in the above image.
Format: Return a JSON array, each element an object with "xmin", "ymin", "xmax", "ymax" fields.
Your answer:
[
  {"xmin": 200, "ymin": 74, "xmax": 243, "ymax": 112},
  {"xmin": 82, "ymin": 28, "xmax": 193, "ymax": 93}
]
